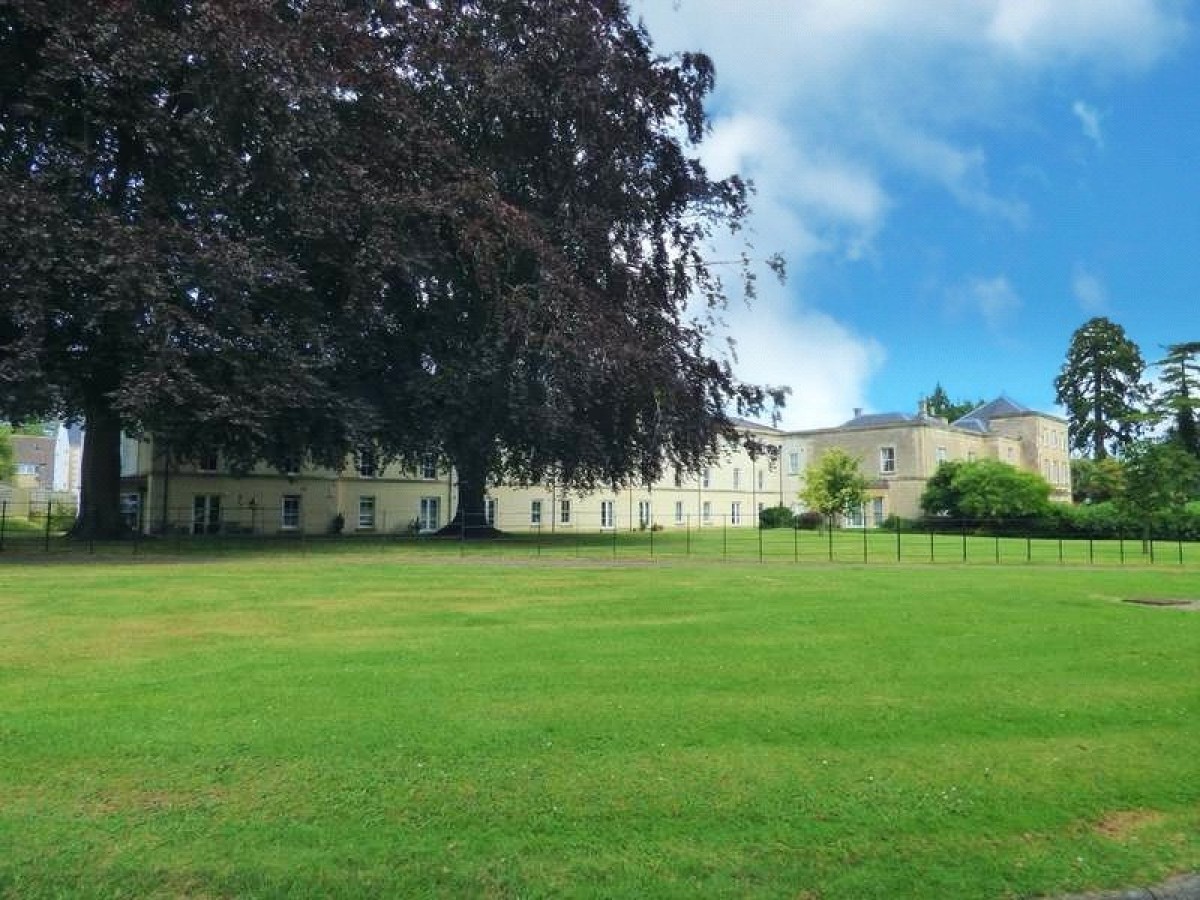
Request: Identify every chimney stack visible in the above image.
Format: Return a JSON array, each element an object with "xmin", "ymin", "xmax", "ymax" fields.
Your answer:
[{"xmin": 853, "ymin": 407, "xmax": 862, "ymax": 418}]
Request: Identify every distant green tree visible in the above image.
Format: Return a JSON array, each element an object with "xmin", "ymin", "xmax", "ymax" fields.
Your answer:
[
  {"xmin": 1155, "ymin": 342, "xmax": 1200, "ymax": 459},
  {"xmin": 920, "ymin": 459, "xmax": 1051, "ymax": 521},
  {"xmin": 0, "ymin": 425, "xmax": 13, "ymax": 483},
  {"xmin": 1070, "ymin": 457, "xmax": 1125, "ymax": 504},
  {"xmin": 1119, "ymin": 439, "xmax": 1200, "ymax": 548},
  {"xmin": 923, "ymin": 383, "xmax": 985, "ymax": 421},
  {"xmin": 1054, "ymin": 317, "xmax": 1151, "ymax": 460},
  {"xmin": 800, "ymin": 448, "xmax": 868, "ymax": 525}
]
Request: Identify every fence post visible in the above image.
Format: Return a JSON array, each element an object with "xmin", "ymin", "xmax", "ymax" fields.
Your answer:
[
  {"xmin": 1178, "ymin": 529, "xmax": 1184, "ymax": 566},
  {"xmin": 1119, "ymin": 529, "xmax": 1125, "ymax": 565},
  {"xmin": 460, "ymin": 509, "xmax": 466, "ymax": 558},
  {"xmin": 650, "ymin": 516, "xmax": 655, "ymax": 560},
  {"xmin": 793, "ymin": 520, "xmax": 799, "ymax": 563},
  {"xmin": 1058, "ymin": 535, "xmax": 1063, "ymax": 565},
  {"xmin": 758, "ymin": 518, "xmax": 763, "ymax": 563},
  {"xmin": 862, "ymin": 512, "xmax": 868, "ymax": 564},
  {"xmin": 1149, "ymin": 534, "xmax": 1155, "ymax": 565},
  {"xmin": 722, "ymin": 515, "xmax": 727, "ymax": 562},
  {"xmin": 1026, "ymin": 533, "xmax": 1031, "ymax": 564},
  {"xmin": 536, "ymin": 521, "xmax": 542, "ymax": 557},
  {"xmin": 994, "ymin": 534, "xmax": 1000, "ymax": 565},
  {"xmin": 895, "ymin": 516, "xmax": 901, "ymax": 563},
  {"xmin": 612, "ymin": 519, "xmax": 617, "ymax": 559},
  {"xmin": 961, "ymin": 521, "xmax": 967, "ymax": 563},
  {"xmin": 1088, "ymin": 534, "xmax": 1094, "ymax": 566},
  {"xmin": 828, "ymin": 515, "xmax": 834, "ymax": 563},
  {"xmin": 685, "ymin": 514, "xmax": 691, "ymax": 558},
  {"xmin": 929, "ymin": 526, "xmax": 934, "ymax": 564},
  {"xmin": 44, "ymin": 497, "xmax": 52, "ymax": 552},
  {"xmin": 0, "ymin": 499, "xmax": 6, "ymax": 552}
]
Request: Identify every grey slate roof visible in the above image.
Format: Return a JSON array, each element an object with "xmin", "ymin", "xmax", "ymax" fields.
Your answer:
[{"xmin": 840, "ymin": 412, "xmax": 918, "ymax": 428}]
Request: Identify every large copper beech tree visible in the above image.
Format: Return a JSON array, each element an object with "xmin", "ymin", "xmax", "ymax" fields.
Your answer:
[{"xmin": 0, "ymin": 1, "xmax": 783, "ymax": 538}]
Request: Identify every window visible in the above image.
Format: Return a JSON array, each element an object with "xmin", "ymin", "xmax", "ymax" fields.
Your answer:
[
  {"xmin": 281, "ymin": 455, "xmax": 301, "ymax": 476},
  {"xmin": 15, "ymin": 462, "xmax": 36, "ymax": 476},
  {"xmin": 197, "ymin": 451, "xmax": 218, "ymax": 472},
  {"xmin": 559, "ymin": 499, "xmax": 571, "ymax": 525},
  {"xmin": 600, "ymin": 500, "xmax": 614, "ymax": 529},
  {"xmin": 673, "ymin": 468, "xmax": 683, "ymax": 488},
  {"xmin": 733, "ymin": 468, "xmax": 742, "ymax": 490},
  {"xmin": 530, "ymin": 500, "xmax": 543, "ymax": 526},
  {"xmin": 419, "ymin": 497, "xmax": 440, "ymax": 532},
  {"xmin": 731, "ymin": 502, "xmax": 742, "ymax": 526},
  {"xmin": 356, "ymin": 448, "xmax": 378, "ymax": 479},
  {"xmin": 880, "ymin": 446, "xmax": 896, "ymax": 474},
  {"xmin": 674, "ymin": 500, "xmax": 684, "ymax": 524},
  {"xmin": 788, "ymin": 451, "xmax": 801, "ymax": 475},
  {"xmin": 193, "ymin": 494, "xmax": 221, "ymax": 535},
  {"xmin": 281, "ymin": 495, "xmax": 301, "ymax": 530},
  {"xmin": 485, "ymin": 497, "xmax": 497, "ymax": 526},
  {"xmin": 702, "ymin": 500, "xmax": 712, "ymax": 523},
  {"xmin": 701, "ymin": 468, "xmax": 711, "ymax": 489},
  {"xmin": 757, "ymin": 469, "xmax": 765, "ymax": 491},
  {"xmin": 967, "ymin": 451, "xmax": 977, "ymax": 462},
  {"xmin": 358, "ymin": 496, "xmax": 375, "ymax": 530},
  {"xmin": 638, "ymin": 500, "xmax": 651, "ymax": 528},
  {"xmin": 420, "ymin": 456, "xmax": 437, "ymax": 480},
  {"xmin": 872, "ymin": 497, "xmax": 885, "ymax": 526},
  {"xmin": 847, "ymin": 504, "xmax": 865, "ymax": 528},
  {"xmin": 936, "ymin": 446, "xmax": 947, "ymax": 464}
]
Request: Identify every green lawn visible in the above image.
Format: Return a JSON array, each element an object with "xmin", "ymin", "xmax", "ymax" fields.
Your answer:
[{"xmin": 1, "ymin": 555, "xmax": 1198, "ymax": 898}]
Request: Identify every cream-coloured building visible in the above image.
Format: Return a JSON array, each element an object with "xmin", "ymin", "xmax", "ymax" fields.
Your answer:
[{"xmin": 117, "ymin": 396, "xmax": 1070, "ymax": 535}]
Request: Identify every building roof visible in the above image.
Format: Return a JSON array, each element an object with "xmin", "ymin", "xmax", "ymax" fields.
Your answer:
[
  {"xmin": 951, "ymin": 396, "xmax": 1041, "ymax": 433},
  {"xmin": 729, "ymin": 415, "xmax": 783, "ymax": 434},
  {"xmin": 839, "ymin": 411, "xmax": 918, "ymax": 428}
]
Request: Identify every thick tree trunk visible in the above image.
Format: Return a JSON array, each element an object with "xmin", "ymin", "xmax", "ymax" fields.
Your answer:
[
  {"xmin": 438, "ymin": 446, "xmax": 501, "ymax": 537},
  {"xmin": 72, "ymin": 399, "xmax": 126, "ymax": 539}
]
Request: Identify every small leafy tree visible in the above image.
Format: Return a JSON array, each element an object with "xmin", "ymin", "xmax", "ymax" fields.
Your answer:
[
  {"xmin": 920, "ymin": 459, "xmax": 1051, "ymax": 521},
  {"xmin": 1070, "ymin": 458, "xmax": 1125, "ymax": 504},
  {"xmin": 923, "ymin": 384, "xmax": 985, "ymax": 421},
  {"xmin": 1119, "ymin": 440, "xmax": 1200, "ymax": 548},
  {"xmin": 800, "ymin": 448, "xmax": 868, "ymax": 526}
]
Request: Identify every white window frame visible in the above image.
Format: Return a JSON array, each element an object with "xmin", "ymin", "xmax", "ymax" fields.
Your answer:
[
  {"xmin": 637, "ymin": 500, "xmax": 651, "ymax": 529},
  {"xmin": 674, "ymin": 500, "xmax": 684, "ymax": 524},
  {"xmin": 419, "ymin": 496, "xmax": 440, "ymax": 533},
  {"xmin": 731, "ymin": 502, "xmax": 742, "ymax": 526},
  {"xmin": 788, "ymin": 451, "xmax": 800, "ymax": 475},
  {"xmin": 485, "ymin": 497, "xmax": 497, "ymax": 526},
  {"xmin": 600, "ymin": 500, "xmax": 614, "ymax": 530},
  {"xmin": 702, "ymin": 500, "xmax": 712, "ymax": 524},
  {"xmin": 281, "ymin": 494, "xmax": 301, "ymax": 531},
  {"xmin": 530, "ymin": 499, "xmax": 543, "ymax": 526},
  {"xmin": 936, "ymin": 446, "xmax": 947, "ymax": 464},
  {"xmin": 559, "ymin": 498, "xmax": 571, "ymax": 525},
  {"xmin": 15, "ymin": 462, "xmax": 36, "ymax": 476},
  {"xmin": 701, "ymin": 468, "xmax": 711, "ymax": 489},
  {"xmin": 732, "ymin": 468, "xmax": 741, "ymax": 490},
  {"xmin": 356, "ymin": 449, "xmax": 378, "ymax": 479},
  {"xmin": 880, "ymin": 446, "xmax": 896, "ymax": 474},
  {"xmin": 420, "ymin": 456, "xmax": 438, "ymax": 480},
  {"xmin": 358, "ymin": 496, "xmax": 376, "ymax": 530},
  {"xmin": 197, "ymin": 451, "xmax": 219, "ymax": 473}
]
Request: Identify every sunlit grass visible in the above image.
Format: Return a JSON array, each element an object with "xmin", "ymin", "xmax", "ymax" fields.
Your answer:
[{"xmin": 1, "ymin": 555, "xmax": 1198, "ymax": 898}]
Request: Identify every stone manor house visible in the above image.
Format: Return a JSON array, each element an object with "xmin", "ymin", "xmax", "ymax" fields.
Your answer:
[{"xmin": 118, "ymin": 397, "xmax": 1071, "ymax": 535}]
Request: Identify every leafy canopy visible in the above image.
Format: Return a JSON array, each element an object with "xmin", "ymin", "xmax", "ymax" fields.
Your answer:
[
  {"xmin": 921, "ymin": 459, "xmax": 1051, "ymax": 521},
  {"xmin": 1155, "ymin": 342, "xmax": 1200, "ymax": 459},
  {"xmin": 801, "ymin": 448, "xmax": 868, "ymax": 521}
]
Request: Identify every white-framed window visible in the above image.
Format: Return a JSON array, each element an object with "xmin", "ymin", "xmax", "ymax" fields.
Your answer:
[
  {"xmin": 281, "ymin": 494, "xmax": 301, "ymax": 530},
  {"xmin": 788, "ymin": 451, "xmax": 801, "ymax": 475},
  {"xmin": 757, "ymin": 501, "xmax": 764, "ymax": 516},
  {"xmin": 936, "ymin": 446, "xmax": 947, "ymax": 464},
  {"xmin": 674, "ymin": 500, "xmax": 684, "ymax": 524},
  {"xmin": 193, "ymin": 494, "xmax": 221, "ymax": 535},
  {"xmin": 673, "ymin": 468, "xmax": 683, "ymax": 488},
  {"xmin": 732, "ymin": 468, "xmax": 742, "ymax": 490},
  {"xmin": 731, "ymin": 502, "xmax": 742, "ymax": 526},
  {"xmin": 356, "ymin": 448, "xmax": 378, "ymax": 479},
  {"xmin": 419, "ymin": 496, "xmax": 440, "ymax": 533},
  {"xmin": 530, "ymin": 499, "xmax": 543, "ymax": 525},
  {"xmin": 967, "ymin": 451, "xmax": 977, "ymax": 462},
  {"xmin": 880, "ymin": 446, "xmax": 896, "ymax": 474},
  {"xmin": 420, "ymin": 456, "xmax": 437, "ymax": 479},
  {"xmin": 197, "ymin": 451, "xmax": 218, "ymax": 472},
  {"xmin": 702, "ymin": 500, "xmax": 712, "ymax": 523},
  {"xmin": 600, "ymin": 500, "xmax": 614, "ymax": 529},
  {"xmin": 485, "ymin": 497, "xmax": 497, "ymax": 526},
  {"xmin": 358, "ymin": 496, "xmax": 376, "ymax": 529},
  {"xmin": 757, "ymin": 469, "xmax": 765, "ymax": 491},
  {"xmin": 701, "ymin": 468, "xmax": 711, "ymax": 489},
  {"xmin": 638, "ymin": 500, "xmax": 651, "ymax": 528},
  {"xmin": 15, "ymin": 462, "xmax": 36, "ymax": 476},
  {"xmin": 559, "ymin": 499, "xmax": 571, "ymax": 525},
  {"xmin": 872, "ymin": 497, "xmax": 885, "ymax": 526},
  {"xmin": 281, "ymin": 455, "xmax": 301, "ymax": 476},
  {"xmin": 847, "ymin": 504, "xmax": 865, "ymax": 528}
]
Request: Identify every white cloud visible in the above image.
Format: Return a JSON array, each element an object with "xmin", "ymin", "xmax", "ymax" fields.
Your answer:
[
  {"xmin": 948, "ymin": 276, "xmax": 1023, "ymax": 331},
  {"xmin": 633, "ymin": 0, "xmax": 1183, "ymax": 411},
  {"xmin": 1072, "ymin": 264, "xmax": 1109, "ymax": 312},
  {"xmin": 1072, "ymin": 100, "xmax": 1105, "ymax": 148}
]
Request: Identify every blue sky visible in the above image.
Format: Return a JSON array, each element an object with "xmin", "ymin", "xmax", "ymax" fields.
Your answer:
[{"xmin": 633, "ymin": 0, "xmax": 1198, "ymax": 429}]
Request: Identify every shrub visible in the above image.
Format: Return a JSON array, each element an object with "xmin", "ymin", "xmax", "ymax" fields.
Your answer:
[
  {"xmin": 758, "ymin": 505, "xmax": 796, "ymax": 529},
  {"xmin": 795, "ymin": 510, "xmax": 824, "ymax": 530}
]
